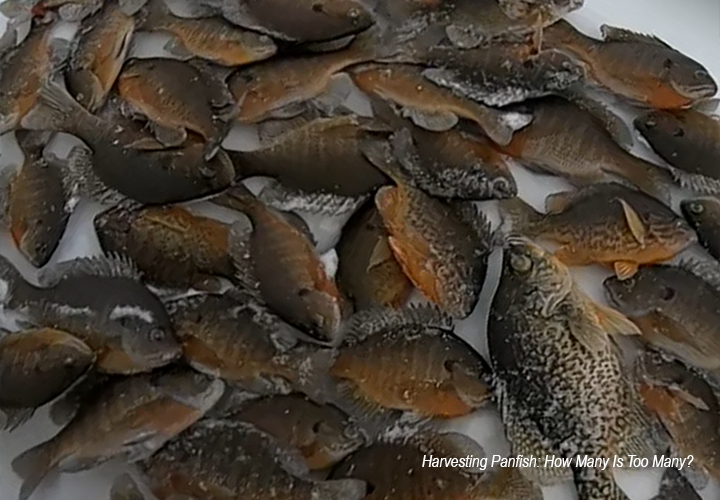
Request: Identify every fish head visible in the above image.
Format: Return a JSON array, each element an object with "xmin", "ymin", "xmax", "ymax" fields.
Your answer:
[
  {"xmin": 603, "ymin": 267, "xmax": 676, "ymax": 317},
  {"xmin": 486, "ymin": 170, "xmax": 518, "ymax": 199},
  {"xmin": 502, "ymin": 237, "xmax": 573, "ymax": 302},
  {"xmin": 649, "ymin": 214, "xmax": 697, "ymax": 256},
  {"xmin": 305, "ymin": 413, "xmax": 365, "ymax": 468},
  {"xmin": 151, "ymin": 369, "xmax": 225, "ymax": 411},
  {"xmin": 659, "ymin": 51, "xmax": 717, "ymax": 102},
  {"xmin": 311, "ymin": 0, "xmax": 375, "ymax": 34},
  {"xmin": 444, "ymin": 358, "xmax": 491, "ymax": 409},
  {"xmin": 303, "ymin": 287, "xmax": 349, "ymax": 342},
  {"xmin": 680, "ymin": 198, "xmax": 714, "ymax": 228}
]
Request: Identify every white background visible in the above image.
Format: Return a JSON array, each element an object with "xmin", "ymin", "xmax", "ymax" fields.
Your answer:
[{"xmin": 1, "ymin": 0, "xmax": 719, "ymax": 499}]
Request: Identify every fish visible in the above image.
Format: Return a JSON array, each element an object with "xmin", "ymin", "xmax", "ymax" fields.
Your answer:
[
  {"xmin": 11, "ymin": 369, "xmax": 225, "ymax": 500},
  {"xmin": 635, "ymin": 351, "xmax": 720, "ymax": 484},
  {"xmin": 23, "ymin": 80, "xmax": 235, "ymax": 205},
  {"xmin": 543, "ymin": 20, "xmax": 717, "ymax": 108},
  {"xmin": 232, "ymin": 393, "xmax": 365, "ymax": 470},
  {"xmin": 363, "ymin": 132, "xmax": 493, "ymax": 317},
  {"xmin": 0, "ymin": 0, "xmax": 104, "ymax": 23},
  {"xmin": 604, "ymin": 264, "xmax": 720, "ymax": 373},
  {"xmin": 0, "ymin": 130, "xmax": 70, "ymax": 267},
  {"xmin": 681, "ymin": 198, "xmax": 720, "ymax": 261},
  {"xmin": 93, "ymin": 205, "xmax": 234, "ymax": 291},
  {"xmin": 322, "ymin": 307, "xmax": 491, "ymax": 423},
  {"xmin": 0, "ymin": 253, "xmax": 181, "ymax": 374},
  {"xmin": 497, "ymin": 0, "xmax": 584, "ymax": 22},
  {"xmin": 488, "ymin": 239, "xmax": 656, "ymax": 499},
  {"xmin": 0, "ymin": 26, "xmax": 65, "ymax": 135},
  {"xmin": 142, "ymin": 419, "xmax": 367, "ymax": 500},
  {"xmin": 335, "ymin": 200, "xmax": 413, "ymax": 311},
  {"xmin": 138, "ymin": 0, "xmax": 277, "ymax": 66},
  {"xmin": 182, "ymin": 0, "xmax": 375, "ymax": 44},
  {"xmin": 500, "ymin": 182, "xmax": 697, "ymax": 280},
  {"xmin": 651, "ymin": 467, "xmax": 702, "ymax": 500},
  {"xmin": 172, "ymin": 293, "xmax": 312, "ymax": 394},
  {"xmin": 110, "ymin": 474, "xmax": 145, "ymax": 500},
  {"xmin": 420, "ymin": 42, "xmax": 585, "ymax": 108},
  {"xmin": 634, "ymin": 108, "xmax": 720, "ymax": 194},
  {"xmin": 0, "ymin": 328, "xmax": 95, "ymax": 430},
  {"xmin": 219, "ymin": 186, "xmax": 350, "ymax": 342},
  {"xmin": 65, "ymin": 2, "xmax": 135, "ymax": 112},
  {"xmin": 498, "ymin": 96, "xmax": 676, "ymax": 202},
  {"xmin": 332, "ymin": 430, "xmax": 542, "ymax": 500}
]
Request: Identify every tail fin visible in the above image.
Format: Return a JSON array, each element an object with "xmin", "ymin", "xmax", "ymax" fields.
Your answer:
[
  {"xmin": 21, "ymin": 80, "xmax": 85, "ymax": 133},
  {"xmin": 497, "ymin": 197, "xmax": 545, "ymax": 237},
  {"xmin": 311, "ymin": 479, "xmax": 366, "ymax": 500},
  {"xmin": 0, "ymin": 254, "xmax": 23, "ymax": 304},
  {"xmin": 12, "ymin": 441, "xmax": 55, "ymax": 500}
]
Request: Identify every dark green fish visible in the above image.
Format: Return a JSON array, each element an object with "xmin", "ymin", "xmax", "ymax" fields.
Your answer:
[{"xmin": 681, "ymin": 198, "xmax": 720, "ymax": 260}]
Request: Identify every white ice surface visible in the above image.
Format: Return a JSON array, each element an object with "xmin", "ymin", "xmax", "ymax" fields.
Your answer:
[{"xmin": 1, "ymin": 1, "xmax": 720, "ymax": 499}]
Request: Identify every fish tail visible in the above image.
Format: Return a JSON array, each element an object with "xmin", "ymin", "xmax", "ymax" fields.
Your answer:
[
  {"xmin": 12, "ymin": 440, "xmax": 55, "ymax": 500},
  {"xmin": 498, "ymin": 197, "xmax": 545, "ymax": 237},
  {"xmin": 21, "ymin": 80, "xmax": 84, "ymax": 133},
  {"xmin": 610, "ymin": 157, "xmax": 674, "ymax": 204},
  {"xmin": 311, "ymin": 479, "xmax": 366, "ymax": 500},
  {"xmin": 0, "ymin": 254, "xmax": 24, "ymax": 305},
  {"xmin": 574, "ymin": 467, "xmax": 630, "ymax": 500}
]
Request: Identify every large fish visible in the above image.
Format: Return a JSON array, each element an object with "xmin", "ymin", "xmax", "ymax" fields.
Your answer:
[
  {"xmin": 0, "ymin": 253, "xmax": 181, "ymax": 374},
  {"xmin": 500, "ymin": 183, "xmax": 696, "ymax": 279},
  {"xmin": 488, "ymin": 239, "xmax": 657, "ymax": 499},
  {"xmin": 681, "ymin": 198, "xmax": 720, "ymax": 261},
  {"xmin": 544, "ymin": 20, "xmax": 717, "ymax": 109},
  {"xmin": 12, "ymin": 369, "xmax": 224, "ymax": 500}
]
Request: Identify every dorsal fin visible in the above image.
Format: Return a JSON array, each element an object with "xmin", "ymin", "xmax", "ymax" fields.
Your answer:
[
  {"xmin": 600, "ymin": 25, "xmax": 672, "ymax": 49},
  {"xmin": 37, "ymin": 253, "xmax": 143, "ymax": 286}
]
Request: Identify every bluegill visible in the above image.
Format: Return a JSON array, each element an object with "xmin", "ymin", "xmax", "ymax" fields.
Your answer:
[
  {"xmin": 12, "ymin": 369, "xmax": 224, "ymax": 500},
  {"xmin": 681, "ymin": 198, "xmax": 720, "ymax": 261},
  {"xmin": 141, "ymin": 419, "xmax": 367, "ymax": 500},
  {"xmin": 0, "ymin": 253, "xmax": 180, "ymax": 374},
  {"xmin": 0, "ymin": 328, "xmax": 94, "ymax": 430}
]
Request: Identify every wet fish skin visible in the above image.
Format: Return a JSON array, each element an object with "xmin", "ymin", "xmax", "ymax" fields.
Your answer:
[
  {"xmin": 2, "ymin": 130, "xmax": 70, "ymax": 267},
  {"xmin": 65, "ymin": 2, "xmax": 135, "ymax": 112},
  {"xmin": 0, "ymin": 254, "xmax": 181, "ymax": 375},
  {"xmin": 0, "ymin": 328, "xmax": 95, "ymax": 429},
  {"xmin": 681, "ymin": 198, "xmax": 720, "ymax": 261},
  {"xmin": 488, "ymin": 239, "xmax": 656, "ymax": 499},
  {"xmin": 142, "ymin": 419, "xmax": 366, "ymax": 500},
  {"xmin": 501, "ymin": 183, "xmax": 697, "ymax": 280},
  {"xmin": 0, "ymin": 0, "xmax": 103, "ymax": 22},
  {"xmin": 11, "ymin": 369, "xmax": 225, "ymax": 500},
  {"xmin": 110, "ymin": 474, "xmax": 146, "ymax": 500},
  {"xmin": 650, "ymin": 467, "xmax": 702, "ymax": 500},
  {"xmin": 336, "ymin": 200, "xmax": 413, "ymax": 311},
  {"xmin": 544, "ymin": 20, "xmax": 717, "ymax": 108},
  {"xmin": 604, "ymin": 264, "xmax": 720, "ymax": 373},
  {"xmin": 499, "ymin": 96, "xmax": 676, "ymax": 202},
  {"xmin": 93, "ymin": 206, "xmax": 234, "ymax": 291},
  {"xmin": 232, "ymin": 393, "xmax": 365, "ymax": 470}
]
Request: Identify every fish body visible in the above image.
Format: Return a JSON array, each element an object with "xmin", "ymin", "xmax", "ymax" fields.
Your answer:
[
  {"xmin": 499, "ymin": 96, "xmax": 675, "ymax": 202},
  {"xmin": 0, "ymin": 328, "xmax": 94, "ymax": 428},
  {"xmin": 11, "ymin": 369, "xmax": 225, "ymax": 500},
  {"xmin": 65, "ymin": 2, "xmax": 135, "ymax": 112},
  {"xmin": 0, "ymin": 0, "xmax": 103, "ymax": 22},
  {"xmin": 2, "ymin": 130, "xmax": 70, "ymax": 267},
  {"xmin": 327, "ymin": 308, "xmax": 490, "ymax": 419},
  {"xmin": 139, "ymin": 0, "xmax": 277, "ymax": 66},
  {"xmin": 634, "ymin": 109, "xmax": 720, "ymax": 194},
  {"xmin": 488, "ymin": 239, "xmax": 655, "ymax": 499},
  {"xmin": 336, "ymin": 201, "xmax": 412, "ymax": 310},
  {"xmin": 650, "ymin": 467, "xmax": 702, "ymax": 500},
  {"xmin": 142, "ymin": 419, "xmax": 367, "ymax": 500},
  {"xmin": 544, "ymin": 21, "xmax": 717, "ymax": 108},
  {"xmin": 681, "ymin": 198, "xmax": 720, "ymax": 260},
  {"xmin": 93, "ymin": 206, "xmax": 234, "ymax": 291},
  {"xmin": 233, "ymin": 393, "xmax": 364, "ymax": 470},
  {"xmin": 604, "ymin": 264, "xmax": 720, "ymax": 373},
  {"xmin": 501, "ymin": 183, "xmax": 696, "ymax": 279},
  {"xmin": 0, "ymin": 254, "xmax": 181, "ymax": 374}
]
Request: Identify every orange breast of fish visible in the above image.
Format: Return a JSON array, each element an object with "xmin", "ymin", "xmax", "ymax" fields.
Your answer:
[{"xmin": 591, "ymin": 63, "xmax": 692, "ymax": 109}]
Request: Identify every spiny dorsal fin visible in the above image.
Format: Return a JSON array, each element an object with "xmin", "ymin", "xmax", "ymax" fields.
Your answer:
[
  {"xmin": 600, "ymin": 25, "xmax": 672, "ymax": 49},
  {"xmin": 452, "ymin": 201, "xmax": 493, "ymax": 246},
  {"xmin": 37, "ymin": 253, "xmax": 143, "ymax": 287},
  {"xmin": 618, "ymin": 199, "xmax": 647, "ymax": 245},
  {"xmin": 345, "ymin": 304, "xmax": 453, "ymax": 344}
]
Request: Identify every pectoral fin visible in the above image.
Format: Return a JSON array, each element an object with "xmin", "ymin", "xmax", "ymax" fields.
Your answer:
[{"xmin": 618, "ymin": 199, "xmax": 647, "ymax": 245}]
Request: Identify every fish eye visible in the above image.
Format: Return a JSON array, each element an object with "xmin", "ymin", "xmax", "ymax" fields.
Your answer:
[
  {"xmin": 348, "ymin": 8, "xmax": 360, "ymax": 19},
  {"xmin": 443, "ymin": 359, "xmax": 457, "ymax": 373},
  {"xmin": 689, "ymin": 202, "xmax": 705, "ymax": 214},
  {"xmin": 663, "ymin": 58, "xmax": 674, "ymax": 70},
  {"xmin": 311, "ymin": 2, "xmax": 324, "ymax": 12},
  {"xmin": 199, "ymin": 165, "xmax": 217, "ymax": 179},
  {"xmin": 150, "ymin": 328, "xmax": 166, "ymax": 342},
  {"xmin": 695, "ymin": 70, "xmax": 710, "ymax": 80},
  {"xmin": 343, "ymin": 425, "xmax": 361, "ymax": 441},
  {"xmin": 659, "ymin": 286, "xmax": 675, "ymax": 301},
  {"xmin": 672, "ymin": 127, "xmax": 684, "ymax": 137},
  {"xmin": 492, "ymin": 178, "xmax": 515, "ymax": 197},
  {"xmin": 312, "ymin": 421, "xmax": 323, "ymax": 433},
  {"xmin": 509, "ymin": 252, "xmax": 533, "ymax": 273}
]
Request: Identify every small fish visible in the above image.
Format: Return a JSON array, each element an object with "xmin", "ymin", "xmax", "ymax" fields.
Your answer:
[
  {"xmin": 24, "ymin": 81, "xmax": 235, "ymax": 205},
  {"xmin": 186, "ymin": 0, "xmax": 374, "ymax": 44},
  {"xmin": 336, "ymin": 200, "xmax": 413, "ymax": 311},
  {"xmin": 11, "ymin": 369, "xmax": 224, "ymax": 500},
  {"xmin": 501, "ymin": 183, "xmax": 696, "ymax": 280},
  {"xmin": 65, "ymin": 2, "xmax": 135, "ymax": 112},
  {"xmin": 681, "ymin": 198, "xmax": 720, "ymax": 261},
  {"xmin": 488, "ymin": 239, "xmax": 655, "ymax": 499},
  {"xmin": 543, "ymin": 20, "xmax": 717, "ymax": 108},
  {"xmin": 636, "ymin": 351, "xmax": 720, "ymax": 484},
  {"xmin": 139, "ymin": 0, "xmax": 277, "ymax": 66},
  {"xmin": 0, "ymin": 0, "xmax": 103, "ymax": 23},
  {"xmin": 498, "ymin": 96, "xmax": 675, "ymax": 202},
  {"xmin": 142, "ymin": 419, "xmax": 367, "ymax": 500},
  {"xmin": 324, "ymin": 307, "xmax": 491, "ymax": 422},
  {"xmin": 0, "ymin": 328, "xmax": 95, "ymax": 430},
  {"xmin": 0, "ymin": 253, "xmax": 181, "ymax": 374},
  {"xmin": 219, "ymin": 187, "xmax": 350, "ymax": 342},
  {"xmin": 363, "ymin": 133, "xmax": 493, "ymax": 317},
  {"xmin": 604, "ymin": 264, "xmax": 720, "ymax": 373},
  {"xmin": 350, "ymin": 63, "xmax": 532, "ymax": 146},
  {"xmin": 110, "ymin": 474, "xmax": 145, "ymax": 500},
  {"xmin": 93, "ymin": 205, "xmax": 234, "ymax": 291},
  {"xmin": 634, "ymin": 108, "xmax": 720, "ymax": 194},
  {"xmin": 232, "ymin": 393, "xmax": 365, "ymax": 470},
  {"xmin": 0, "ymin": 130, "xmax": 70, "ymax": 267}
]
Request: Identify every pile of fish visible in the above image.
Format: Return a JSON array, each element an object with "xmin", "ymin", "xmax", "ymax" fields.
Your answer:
[{"xmin": 0, "ymin": 0, "xmax": 718, "ymax": 499}]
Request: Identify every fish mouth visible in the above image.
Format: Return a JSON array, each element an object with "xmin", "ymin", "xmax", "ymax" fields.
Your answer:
[{"xmin": 673, "ymin": 80, "xmax": 718, "ymax": 100}]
